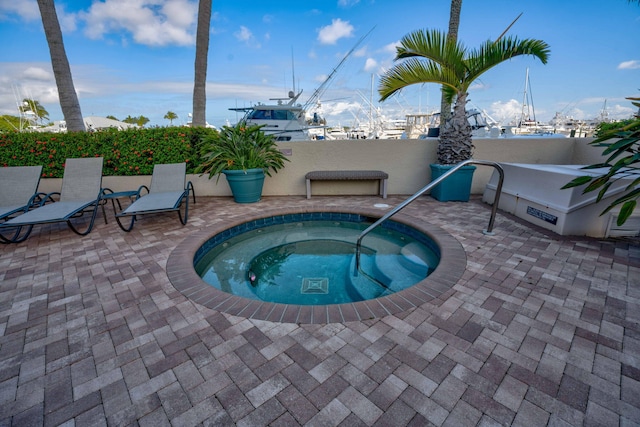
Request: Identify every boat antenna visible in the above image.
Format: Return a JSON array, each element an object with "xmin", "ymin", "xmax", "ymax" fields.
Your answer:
[
  {"xmin": 291, "ymin": 47, "xmax": 296, "ymax": 95},
  {"xmin": 495, "ymin": 12, "xmax": 522, "ymax": 42},
  {"xmin": 303, "ymin": 26, "xmax": 376, "ymax": 111}
]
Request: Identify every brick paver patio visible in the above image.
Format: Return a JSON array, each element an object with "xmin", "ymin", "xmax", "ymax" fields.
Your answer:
[{"xmin": 1, "ymin": 195, "xmax": 638, "ymax": 426}]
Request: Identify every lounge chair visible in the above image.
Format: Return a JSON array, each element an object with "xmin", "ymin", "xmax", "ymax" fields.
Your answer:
[
  {"xmin": 0, "ymin": 165, "xmax": 44, "ymax": 243},
  {"xmin": 110, "ymin": 162, "xmax": 195, "ymax": 231},
  {"xmin": 0, "ymin": 158, "xmax": 104, "ymax": 243}
]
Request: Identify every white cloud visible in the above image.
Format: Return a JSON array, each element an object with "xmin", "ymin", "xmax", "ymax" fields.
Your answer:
[
  {"xmin": 338, "ymin": 0, "xmax": 360, "ymax": 7},
  {"xmin": 0, "ymin": 0, "xmax": 40, "ymax": 21},
  {"xmin": 80, "ymin": 0, "xmax": 197, "ymax": 47},
  {"xmin": 315, "ymin": 74, "xmax": 329, "ymax": 84},
  {"xmin": 317, "ymin": 18, "xmax": 354, "ymax": 45},
  {"xmin": 0, "ymin": 0, "xmax": 78, "ymax": 32},
  {"xmin": 0, "ymin": 63, "xmax": 61, "ymax": 116},
  {"xmin": 608, "ymin": 103, "xmax": 635, "ymax": 119},
  {"xmin": 488, "ymin": 99, "xmax": 522, "ymax": 124},
  {"xmin": 23, "ymin": 67, "xmax": 52, "ymax": 81},
  {"xmin": 364, "ymin": 58, "xmax": 378, "ymax": 73},
  {"xmin": 235, "ymin": 25, "xmax": 253, "ymax": 42},
  {"xmin": 469, "ymin": 82, "xmax": 488, "ymax": 92},
  {"xmin": 383, "ymin": 41, "xmax": 400, "ymax": 54},
  {"xmin": 618, "ymin": 60, "xmax": 640, "ymax": 70},
  {"xmin": 56, "ymin": 4, "xmax": 79, "ymax": 33},
  {"xmin": 234, "ymin": 25, "xmax": 261, "ymax": 48},
  {"xmin": 317, "ymin": 100, "xmax": 363, "ymax": 120},
  {"xmin": 353, "ymin": 47, "xmax": 367, "ymax": 58}
]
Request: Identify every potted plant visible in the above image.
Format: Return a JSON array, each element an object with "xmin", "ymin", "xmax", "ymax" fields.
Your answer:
[
  {"xmin": 378, "ymin": 29, "xmax": 550, "ymax": 201},
  {"xmin": 195, "ymin": 122, "xmax": 289, "ymax": 203}
]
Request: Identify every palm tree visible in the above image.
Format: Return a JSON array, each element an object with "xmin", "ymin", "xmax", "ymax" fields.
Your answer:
[
  {"xmin": 164, "ymin": 111, "xmax": 178, "ymax": 126},
  {"xmin": 136, "ymin": 116, "xmax": 150, "ymax": 127},
  {"xmin": 192, "ymin": 0, "xmax": 212, "ymax": 127},
  {"xmin": 379, "ymin": 29, "xmax": 550, "ymax": 165},
  {"xmin": 19, "ymin": 99, "xmax": 49, "ymax": 125},
  {"xmin": 36, "ymin": 0, "xmax": 85, "ymax": 132}
]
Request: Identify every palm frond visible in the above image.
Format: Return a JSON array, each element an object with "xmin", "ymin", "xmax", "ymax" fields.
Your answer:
[
  {"xmin": 463, "ymin": 37, "xmax": 550, "ymax": 86},
  {"xmin": 396, "ymin": 29, "xmax": 466, "ymax": 77},
  {"xmin": 379, "ymin": 57, "xmax": 459, "ymax": 101}
]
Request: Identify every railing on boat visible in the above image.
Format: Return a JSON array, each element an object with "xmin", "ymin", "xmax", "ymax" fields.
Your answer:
[{"xmin": 355, "ymin": 160, "xmax": 505, "ymax": 270}]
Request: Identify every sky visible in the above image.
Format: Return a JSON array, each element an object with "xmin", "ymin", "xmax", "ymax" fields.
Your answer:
[{"xmin": 0, "ymin": 0, "xmax": 639, "ymax": 129}]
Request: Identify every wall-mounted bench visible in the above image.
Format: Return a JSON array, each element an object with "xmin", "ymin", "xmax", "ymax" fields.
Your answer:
[{"xmin": 305, "ymin": 170, "xmax": 388, "ymax": 199}]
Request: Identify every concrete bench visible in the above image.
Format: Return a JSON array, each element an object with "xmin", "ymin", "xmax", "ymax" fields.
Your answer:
[{"xmin": 305, "ymin": 170, "xmax": 388, "ymax": 199}]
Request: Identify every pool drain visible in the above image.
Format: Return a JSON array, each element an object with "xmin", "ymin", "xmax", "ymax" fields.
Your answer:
[{"xmin": 301, "ymin": 278, "xmax": 329, "ymax": 294}]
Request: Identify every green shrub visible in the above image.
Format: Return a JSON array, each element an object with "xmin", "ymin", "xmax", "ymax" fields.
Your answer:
[
  {"xmin": 0, "ymin": 127, "xmax": 214, "ymax": 178},
  {"xmin": 595, "ymin": 119, "xmax": 636, "ymax": 137}
]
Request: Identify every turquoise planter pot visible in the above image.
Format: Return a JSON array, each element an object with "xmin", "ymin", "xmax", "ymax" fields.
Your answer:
[
  {"xmin": 223, "ymin": 168, "xmax": 265, "ymax": 203},
  {"xmin": 429, "ymin": 164, "xmax": 476, "ymax": 202}
]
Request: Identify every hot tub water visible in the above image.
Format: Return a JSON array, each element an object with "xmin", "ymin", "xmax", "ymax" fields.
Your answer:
[{"xmin": 194, "ymin": 215, "xmax": 440, "ymax": 305}]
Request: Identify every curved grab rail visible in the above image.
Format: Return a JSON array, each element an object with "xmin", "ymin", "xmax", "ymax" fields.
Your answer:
[{"xmin": 355, "ymin": 160, "xmax": 505, "ymax": 270}]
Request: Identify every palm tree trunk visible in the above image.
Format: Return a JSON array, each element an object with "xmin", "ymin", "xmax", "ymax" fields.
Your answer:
[
  {"xmin": 36, "ymin": 0, "xmax": 84, "ymax": 132},
  {"xmin": 439, "ymin": 0, "xmax": 463, "ymax": 126},
  {"xmin": 437, "ymin": 91, "xmax": 473, "ymax": 164},
  {"xmin": 192, "ymin": 0, "xmax": 212, "ymax": 128}
]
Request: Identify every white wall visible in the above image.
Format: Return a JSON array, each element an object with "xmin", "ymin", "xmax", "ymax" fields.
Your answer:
[{"xmin": 38, "ymin": 137, "xmax": 601, "ymax": 197}]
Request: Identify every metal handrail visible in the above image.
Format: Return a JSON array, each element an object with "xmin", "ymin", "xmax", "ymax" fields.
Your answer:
[{"xmin": 355, "ymin": 160, "xmax": 505, "ymax": 270}]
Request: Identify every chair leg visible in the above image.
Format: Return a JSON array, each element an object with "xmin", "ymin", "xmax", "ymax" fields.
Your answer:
[
  {"xmin": 67, "ymin": 204, "xmax": 100, "ymax": 236},
  {"xmin": 115, "ymin": 214, "xmax": 136, "ymax": 232},
  {"xmin": 189, "ymin": 182, "xmax": 196, "ymax": 204},
  {"xmin": 178, "ymin": 196, "xmax": 189, "ymax": 225},
  {"xmin": 0, "ymin": 224, "xmax": 34, "ymax": 244},
  {"xmin": 178, "ymin": 183, "xmax": 195, "ymax": 225}
]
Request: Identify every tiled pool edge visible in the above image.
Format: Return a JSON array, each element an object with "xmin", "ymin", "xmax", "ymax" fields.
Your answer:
[{"xmin": 166, "ymin": 205, "xmax": 467, "ymax": 324}]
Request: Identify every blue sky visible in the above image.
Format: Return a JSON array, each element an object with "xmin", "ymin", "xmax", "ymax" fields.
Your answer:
[{"xmin": 1, "ymin": 0, "xmax": 639, "ymax": 128}]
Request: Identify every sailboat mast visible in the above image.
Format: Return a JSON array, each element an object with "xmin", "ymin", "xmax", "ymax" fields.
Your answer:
[
  {"xmin": 520, "ymin": 67, "xmax": 529, "ymax": 124},
  {"xmin": 370, "ymin": 74, "xmax": 374, "ymax": 131}
]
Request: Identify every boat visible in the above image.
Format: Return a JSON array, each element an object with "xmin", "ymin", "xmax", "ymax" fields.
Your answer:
[
  {"xmin": 230, "ymin": 28, "xmax": 375, "ymax": 142},
  {"xmin": 229, "ymin": 90, "xmax": 324, "ymax": 141},
  {"xmin": 549, "ymin": 100, "xmax": 612, "ymax": 137},
  {"xmin": 502, "ymin": 68, "xmax": 566, "ymax": 138},
  {"xmin": 404, "ymin": 113, "xmax": 433, "ymax": 139}
]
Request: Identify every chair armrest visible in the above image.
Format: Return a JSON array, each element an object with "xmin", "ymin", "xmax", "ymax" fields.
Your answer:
[
  {"xmin": 38, "ymin": 192, "xmax": 61, "ymax": 206},
  {"xmin": 136, "ymin": 185, "xmax": 150, "ymax": 198}
]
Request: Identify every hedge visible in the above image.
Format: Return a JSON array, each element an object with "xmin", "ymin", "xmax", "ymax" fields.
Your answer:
[{"xmin": 0, "ymin": 127, "xmax": 216, "ymax": 178}]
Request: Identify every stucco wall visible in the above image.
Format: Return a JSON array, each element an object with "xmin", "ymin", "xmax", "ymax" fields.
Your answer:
[
  {"xmin": 37, "ymin": 136, "xmax": 601, "ymax": 197},
  {"xmin": 569, "ymin": 138, "xmax": 607, "ymax": 165}
]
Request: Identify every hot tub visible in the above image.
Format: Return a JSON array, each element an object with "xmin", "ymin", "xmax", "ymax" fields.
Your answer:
[{"xmin": 483, "ymin": 163, "xmax": 639, "ymax": 237}]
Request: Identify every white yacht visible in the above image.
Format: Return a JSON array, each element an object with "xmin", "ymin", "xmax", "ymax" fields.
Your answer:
[
  {"xmin": 230, "ymin": 28, "xmax": 375, "ymax": 142},
  {"xmin": 230, "ymin": 90, "xmax": 323, "ymax": 141}
]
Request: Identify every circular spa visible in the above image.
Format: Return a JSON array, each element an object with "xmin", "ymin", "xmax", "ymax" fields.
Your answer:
[
  {"xmin": 195, "ymin": 213, "xmax": 439, "ymax": 305},
  {"xmin": 167, "ymin": 208, "xmax": 467, "ymax": 324}
]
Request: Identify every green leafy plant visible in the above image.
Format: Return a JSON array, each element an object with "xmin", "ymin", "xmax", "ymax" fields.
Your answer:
[
  {"xmin": 562, "ymin": 96, "xmax": 640, "ymax": 226},
  {"xmin": 595, "ymin": 118, "xmax": 636, "ymax": 137},
  {"xmin": 0, "ymin": 127, "xmax": 211, "ymax": 177},
  {"xmin": 195, "ymin": 122, "xmax": 289, "ymax": 182}
]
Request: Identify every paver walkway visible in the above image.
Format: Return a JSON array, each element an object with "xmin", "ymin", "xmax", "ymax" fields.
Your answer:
[{"xmin": 0, "ymin": 195, "xmax": 638, "ymax": 426}]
